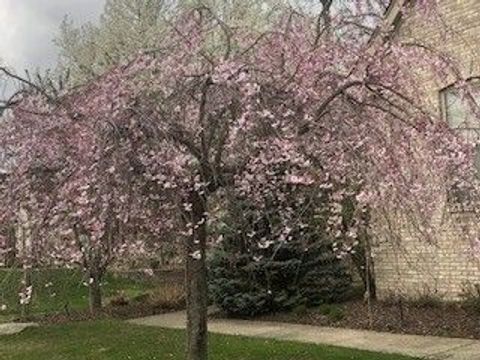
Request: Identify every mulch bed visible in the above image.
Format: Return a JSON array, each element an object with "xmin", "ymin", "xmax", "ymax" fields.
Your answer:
[
  {"xmin": 251, "ymin": 300, "xmax": 480, "ymax": 339},
  {"xmin": 20, "ymin": 303, "xmax": 182, "ymax": 325}
]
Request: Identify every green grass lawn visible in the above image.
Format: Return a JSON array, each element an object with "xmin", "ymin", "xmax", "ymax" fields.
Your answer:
[
  {"xmin": 0, "ymin": 269, "xmax": 154, "ymax": 319},
  {"xmin": 0, "ymin": 320, "xmax": 418, "ymax": 360}
]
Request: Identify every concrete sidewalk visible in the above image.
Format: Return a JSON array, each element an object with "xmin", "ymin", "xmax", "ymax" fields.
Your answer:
[
  {"xmin": 0, "ymin": 322, "xmax": 38, "ymax": 336},
  {"xmin": 129, "ymin": 311, "xmax": 480, "ymax": 360}
]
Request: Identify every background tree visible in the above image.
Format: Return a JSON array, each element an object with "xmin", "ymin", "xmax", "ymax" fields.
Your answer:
[
  {"xmin": 55, "ymin": 0, "xmax": 169, "ymax": 85},
  {"xmin": 54, "ymin": 0, "xmax": 286, "ymax": 86},
  {"xmin": 0, "ymin": 81, "xmax": 172, "ymax": 312},
  {"xmin": 53, "ymin": 0, "xmax": 391, "ymax": 87},
  {"xmin": 209, "ymin": 179, "xmax": 353, "ymax": 317}
]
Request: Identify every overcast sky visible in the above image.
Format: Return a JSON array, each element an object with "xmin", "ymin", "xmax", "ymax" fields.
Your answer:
[{"xmin": 0, "ymin": 0, "xmax": 105, "ymax": 74}]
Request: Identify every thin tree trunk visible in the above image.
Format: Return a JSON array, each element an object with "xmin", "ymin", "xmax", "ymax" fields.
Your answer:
[
  {"xmin": 365, "ymin": 239, "xmax": 374, "ymax": 329},
  {"xmin": 20, "ymin": 267, "xmax": 32, "ymax": 320},
  {"xmin": 19, "ymin": 213, "xmax": 32, "ymax": 320},
  {"xmin": 185, "ymin": 189, "xmax": 208, "ymax": 360},
  {"xmin": 88, "ymin": 267, "xmax": 103, "ymax": 313},
  {"xmin": 5, "ymin": 225, "xmax": 16, "ymax": 267}
]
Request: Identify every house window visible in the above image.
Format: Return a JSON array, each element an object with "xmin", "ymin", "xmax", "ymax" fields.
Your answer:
[
  {"xmin": 440, "ymin": 80, "xmax": 480, "ymax": 209},
  {"xmin": 440, "ymin": 80, "xmax": 480, "ymax": 142}
]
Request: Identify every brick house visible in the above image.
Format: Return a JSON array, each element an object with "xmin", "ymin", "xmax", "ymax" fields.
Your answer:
[{"xmin": 373, "ymin": 0, "xmax": 480, "ymax": 301}]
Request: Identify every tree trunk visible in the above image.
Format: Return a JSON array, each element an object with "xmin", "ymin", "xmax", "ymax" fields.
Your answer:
[
  {"xmin": 352, "ymin": 231, "xmax": 376, "ymax": 300},
  {"xmin": 365, "ymin": 238, "xmax": 374, "ymax": 329},
  {"xmin": 88, "ymin": 268, "xmax": 103, "ymax": 313},
  {"xmin": 5, "ymin": 226, "xmax": 17, "ymax": 267},
  {"xmin": 185, "ymin": 190, "xmax": 208, "ymax": 360},
  {"xmin": 364, "ymin": 236, "xmax": 376, "ymax": 300},
  {"xmin": 20, "ymin": 267, "xmax": 32, "ymax": 320}
]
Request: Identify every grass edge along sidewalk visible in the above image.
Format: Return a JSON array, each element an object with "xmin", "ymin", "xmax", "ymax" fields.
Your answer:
[
  {"xmin": 0, "ymin": 320, "xmax": 418, "ymax": 360},
  {"xmin": 130, "ymin": 311, "xmax": 480, "ymax": 360}
]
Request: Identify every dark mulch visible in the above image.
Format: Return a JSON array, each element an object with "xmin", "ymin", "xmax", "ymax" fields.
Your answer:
[
  {"xmin": 252, "ymin": 300, "xmax": 480, "ymax": 339},
  {"xmin": 19, "ymin": 302, "xmax": 183, "ymax": 325}
]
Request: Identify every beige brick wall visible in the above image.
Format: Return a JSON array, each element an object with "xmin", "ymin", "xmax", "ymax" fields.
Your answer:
[
  {"xmin": 374, "ymin": 210, "xmax": 480, "ymax": 301},
  {"xmin": 374, "ymin": 0, "xmax": 480, "ymax": 301}
]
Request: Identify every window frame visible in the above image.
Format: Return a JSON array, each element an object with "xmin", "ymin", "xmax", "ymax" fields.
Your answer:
[
  {"xmin": 439, "ymin": 78, "xmax": 480, "ymax": 132},
  {"xmin": 439, "ymin": 79, "xmax": 480, "ymax": 212}
]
